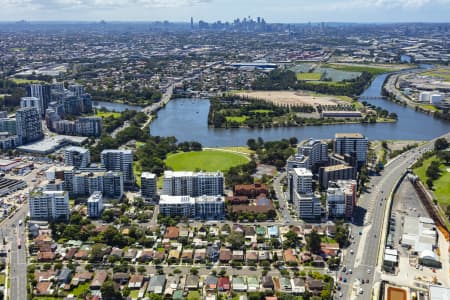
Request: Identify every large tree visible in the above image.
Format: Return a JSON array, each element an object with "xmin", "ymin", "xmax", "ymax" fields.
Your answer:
[
  {"xmin": 307, "ymin": 230, "xmax": 321, "ymax": 254},
  {"xmin": 434, "ymin": 138, "xmax": 449, "ymax": 151}
]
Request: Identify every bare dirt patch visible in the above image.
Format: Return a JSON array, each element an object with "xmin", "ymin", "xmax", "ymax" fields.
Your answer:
[{"xmin": 235, "ymin": 90, "xmax": 346, "ymax": 107}]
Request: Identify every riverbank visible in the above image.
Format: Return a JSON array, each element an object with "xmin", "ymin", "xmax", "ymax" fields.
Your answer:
[{"xmin": 382, "ymin": 71, "xmax": 450, "ymax": 122}]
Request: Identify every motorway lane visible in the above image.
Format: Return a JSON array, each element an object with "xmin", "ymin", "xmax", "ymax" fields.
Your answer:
[
  {"xmin": 338, "ymin": 134, "xmax": 447, "ymax": 300},
  {"xmin": 4, "ymin": 207, "xmax": 28, "ymax": 300},
  {"xmin": 1, "ymin": 163, "xmax": 49, "ymax": 300}
]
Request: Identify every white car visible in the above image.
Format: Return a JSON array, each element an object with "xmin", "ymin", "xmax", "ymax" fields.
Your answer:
[
  {"xmin": 367, "ymin": 269, "xmax": 371, "ymax": 274},
  {"xmin": 359, "ymin": 288, "xmax": 363, "ymax": 294}
]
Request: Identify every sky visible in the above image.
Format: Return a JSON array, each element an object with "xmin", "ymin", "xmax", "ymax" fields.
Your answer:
[{"xmin": 0, "ymin": 0, "xmax": 449, "ymax": 23}]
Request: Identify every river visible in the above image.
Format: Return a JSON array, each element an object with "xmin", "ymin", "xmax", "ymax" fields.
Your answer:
[{"xmin": 149, "ymin": 73, "xmax": 450, "ymax": 147}]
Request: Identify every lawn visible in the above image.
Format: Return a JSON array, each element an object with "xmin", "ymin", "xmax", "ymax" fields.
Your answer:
[
  {"xmin": 323, "ymin": 64, "xmax": 394, "ymax": 75},
  {"xmin": 418, "ymin": 104, "xmax": 440, "ymax": 112},
  {"xmin": 321, "ymin": 236, "xmax": 338, "ymax": 244},
  {"xmin": 96, "ymin": 110, "xmax": 121, "ymax": 118},
  {"xmin": 129, "ymin": 289, "xmax": 140, "ymax": 299},
  {"xmin": 0, "ymin": 274, "xmax": 4, "ymax": 285},
  {"xmin": 250, "ymin": 109, "xmax": 272, "ymax": 114},
  {"xmin": 165, "ymin": 149, "xmax": 250, "ymax": 172},
  {"xmin": 296, "ymin": 72, "xmax": 322, "ymax": 81},
  {"xmin": 10, "ymin": 78, "xmax": 44, "ymax": 84},
  {"xmin": 133, "ymin": 161, "xmax": 142, "ymax": 187},
  {"xmin": 72, "ymin": 282, "xmax": 90, "ymax": 297},
  {"xmin": 307, "ymin": 81, "xmax": 350, "ymax": 87},
  {"xmin": 422, "ymin": 68, "xmax": 450, "ymax": 82},
  {"xmin": 188, "ymin": 291, "xmax": 201, "ymax": 300},
  {"xmin": 414, "ymin": 156, "xmax": 450, "ymax": 207},
  {"xmin": 215, "ymin": 146, "xmax": 255, "ymax": 155},
  {"xmin": 225, "ymin": 116, "xmax": 248, "ymax": 123}
]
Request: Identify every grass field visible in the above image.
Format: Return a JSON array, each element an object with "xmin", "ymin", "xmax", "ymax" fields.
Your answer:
[
  {"xmin": 215, "ymin": 146, "xmax": 255, "ymax": 155},
  {"xmin": 422, "ymin": 67, "xmax": 450, "ymax": 82},
  {"xmin": 96, "ymin": 110, "xmax": 121, "ymax": 118},
  {"xmin": 307, "ymin": 81, "xmax": 350, "ymax": 87},
  {"xmin": 225, "ymin": 116, "xmax": 248, "ymax": 123},
  {"xmin": 414, "ymin": 156, "xmax": 450, "ymax": 208},
  {"xmin": 165, "ymin": 149, "xmax": 249, "ymax": 172},
  {"xmin": 418, "ymin": 104, "xmax": 440, "ymax": 112},
  {"xmin": 296, "ymin": 72, "xmax": 322, "ymax": 80},
  {"xmin": 250, "ymin": 109, "xmax": 272, "ymax": 114},
  {"xmin": 10, "ymin": 78, "xmax": 44, "ymax": 84},
  {"xmin": 324, "ymin": 63, "xmax": 395, "ymax": 75}
]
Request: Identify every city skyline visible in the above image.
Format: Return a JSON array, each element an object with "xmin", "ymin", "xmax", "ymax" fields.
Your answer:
[{"xmin": 0, "ymin": 0, "xmax": 449, "ymax": 22}]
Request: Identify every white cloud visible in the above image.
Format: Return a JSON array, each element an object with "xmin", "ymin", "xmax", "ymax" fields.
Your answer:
[{"xmin": 0, "ymin": 0, "xmax": 211, "ymax": 9}]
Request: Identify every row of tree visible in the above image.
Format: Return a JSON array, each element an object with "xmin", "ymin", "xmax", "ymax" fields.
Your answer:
[{"xmin": 252, "ymin": 69, "xmax": 374, "ymax": 97}]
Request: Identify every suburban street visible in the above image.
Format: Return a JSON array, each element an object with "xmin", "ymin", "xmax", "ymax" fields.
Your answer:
[{"xmin": 272, "ymin": 172, "xmax": 294, "ymax": 224}]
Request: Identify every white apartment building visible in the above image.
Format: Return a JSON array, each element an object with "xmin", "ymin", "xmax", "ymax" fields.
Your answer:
[
  {"xmin": 293, "ymin": 168, "xmax": 313, "ymax": 194},
  {"xmin": 334, "ymin": 133, "xmax": 368, "ymax": 166},
  {"xmin": 141, "ymin": 172, "xmax": 157, "ymax": 200},
  {"xmin": 294, "ymin": 192, "xmax": 321, "ymax": 220},
  {"xmin": 64, "ymin": 146, "xmax": 90, "ymax": 168},
  {"xmin": 101, "ymin": 150, "xmax": 134, "ymax": 186},
  {"xmin": 162, "ymin": 171, "xmax": 224, "ymax": 197},
  {"xmin": 29, "ymin": 189, "xmax": 69, "ymax": 221},
  {"xmin": 159, "ymin": 195, "xmax": 195, "ymax": 217},
  {"xmin": 87, "ymin": 191, "xmax": 103, "ymax": 218},
  {"xmin": 159, "ymin": 195, "xmax": 225, "ymax": 219}
]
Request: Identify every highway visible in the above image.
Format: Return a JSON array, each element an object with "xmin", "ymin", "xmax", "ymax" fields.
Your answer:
[
  {"xmin": 4, "ymin": 206, "xmax": 28, "ymax": 300},
  {"xmin": 338, "ymin": 132, "xmax": 449, "ymax": 300},
  {"xmin": 0, "ymin": 161, "xmax": 49, "ymax": 300}
]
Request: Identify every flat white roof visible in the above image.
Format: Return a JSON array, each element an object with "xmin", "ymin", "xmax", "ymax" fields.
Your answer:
[
  {"xmin": 0, "ymin": 159, "xmax": 18, "ymax": 166},
  {"xmin": 383, "ymin": 254, "xmax": 397, "ymax": 263},
  {"xmin": 385, "ymin": 248, "xmax": 398, "ymax": 256},
  {"xmin": 141, "ymin": 172, "xmax": 156, "ymax": 179},
  {"xmin": 429, "ymin": 285, "xmax": 450, "ymax": 300},
  {"xmin": 293, "ymin": 168, "xmax": 312, "ymax": 176},
  {"xmin": 159, "ymin": 195, "xmax": 194, "ymax": 205}
]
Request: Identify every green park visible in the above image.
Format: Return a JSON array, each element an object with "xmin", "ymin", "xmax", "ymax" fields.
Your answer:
[{"xmin": 165, "ymin": 149, "xmax": 250, "ymax": 172}]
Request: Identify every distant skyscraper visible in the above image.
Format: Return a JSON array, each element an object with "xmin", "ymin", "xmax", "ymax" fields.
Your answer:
[
  {"xmin": 15, "ymin": 107, "xmax": 43, "ymax": 144},
  {"xmin": 190, "ymin": 17, "xmax": 194, "ymax": 30},
  {"xmin": 27, "ymin": 84, "xmax": 51, "ymax": 116}
]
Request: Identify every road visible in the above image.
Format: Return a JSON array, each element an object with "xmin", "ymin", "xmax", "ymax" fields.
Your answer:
[
  {"xmin": 4, "ymin": 206, "xmax": 28, "ymax": 300},
  {"xmin": 272, "ymin": 172, "xmax": 294, "ymax": 224},
  {"xmin": 0, "ymin": 161, "xmax": 50, "ymax": 300},
  {"xmin": 338, "ymin": 132, "xmax": 449, "ymax": 300},
  {"xmin": 110, "ymin": 82, "xmax": 176, "ymax": 138}
]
